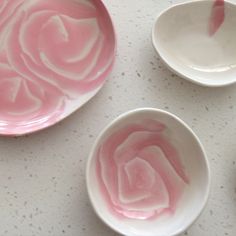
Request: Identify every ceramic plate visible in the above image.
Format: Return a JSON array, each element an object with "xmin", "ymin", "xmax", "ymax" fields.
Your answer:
[{"xmin": 0, "ymin": 0, "xmax": 116, "ymax": 135}]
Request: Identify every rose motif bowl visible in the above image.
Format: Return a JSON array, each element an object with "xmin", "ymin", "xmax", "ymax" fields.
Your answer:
[
  {"xmin": 0, "ymin": 0, "xmax": 115, "ymax": 135},
  {"xmin": 86, "ymin": 108, "xmax": 210, "ymax": 236}
]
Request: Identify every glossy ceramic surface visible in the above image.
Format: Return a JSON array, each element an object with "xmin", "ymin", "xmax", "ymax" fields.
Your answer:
[
  {"xmin": 0, "ymin": 0, "xmax": 115, "ymax": 135},
  {"xmin": 152, "ymin": 0, "xmax": 236, "ymax": 87},
  {"xmin": 87, "ymin": 108, "xmax": 210, "ymax": 236}
]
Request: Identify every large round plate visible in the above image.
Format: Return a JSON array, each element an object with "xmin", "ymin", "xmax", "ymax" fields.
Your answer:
[{"xmin": 0, "ymin": 0, "xmax": 116, "ymax": 135}]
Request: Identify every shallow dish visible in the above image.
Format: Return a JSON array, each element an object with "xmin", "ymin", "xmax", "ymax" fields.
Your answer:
[
  {"xmin": 152, "ymin": 0, "xmax": 236, "ymax": 87},
  {"xmin": 0, "ymin": 0, "xmax": 115, "ymax": 135},
  {"xmin": 86, "ymin": 108, "xmax": 210, "ymax": 236}
]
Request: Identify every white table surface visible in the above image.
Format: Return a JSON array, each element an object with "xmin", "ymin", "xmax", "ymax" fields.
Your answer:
[{"xmin": 0, "ymin": 0, "xmax": 236, "ymax": 235}]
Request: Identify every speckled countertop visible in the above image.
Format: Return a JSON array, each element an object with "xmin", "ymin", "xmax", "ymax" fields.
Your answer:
[{"xmin": 0, "ymin": 0, "xmax": 236, "ymax": 235}]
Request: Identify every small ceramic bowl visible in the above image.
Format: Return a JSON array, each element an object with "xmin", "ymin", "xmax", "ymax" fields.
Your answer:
[
  {"xmin": 152, "ymin": 0, "xmax": 236, "ymax": 87},
  {"xmin": 86, "ymin": 108, "xmax": 210, "ymax": 236}
]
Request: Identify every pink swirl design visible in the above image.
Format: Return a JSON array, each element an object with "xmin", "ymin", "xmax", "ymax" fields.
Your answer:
[
  {"xmin": 96, "ymin": 120, "xmax": 189, "ymax": 220},
  {"xmin": 0, "ymin": 0, "xmax": 115, "ymax": 135},
  {"xmin": 209, "ymin": 0, "xmax": 225, "ymax": 36}
]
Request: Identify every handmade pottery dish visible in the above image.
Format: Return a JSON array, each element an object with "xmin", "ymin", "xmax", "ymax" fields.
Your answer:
[
  {"xmin": 0, "ymin": 0, "xmax": 116, "ymax": 135},
  {"xmin": 86, "ymin": 108, "xmax": 210, "ymax": 236},
  {"xmin": 152, "ymin": 0, "xmax": 236, "ymax": 87}
]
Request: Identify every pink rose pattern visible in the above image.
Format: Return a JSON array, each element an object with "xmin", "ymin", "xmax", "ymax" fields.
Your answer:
[
  {"xmin": 96, "ymin": 120, "xmax": 189, "ymax": 220},
  {"xmin": 0, "ymin": 0, "xmax": 114, "ymax": 134}
]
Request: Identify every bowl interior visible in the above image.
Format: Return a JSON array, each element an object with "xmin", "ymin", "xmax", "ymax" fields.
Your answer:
[
  {"xmin": 153, "ymin": 0, "xmax": 236, "ymax": 86},
  {"xmin": 87, "ymin": 109, "xmax": 210, "ymax": 236}
]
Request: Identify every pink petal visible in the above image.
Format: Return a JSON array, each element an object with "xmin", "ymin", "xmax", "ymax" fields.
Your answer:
[
  {"xmin": 96, "ymin": 124, "xmax": 152, "ymax": 209},
  {"xmin": 98, "ymin": 145, "xmax": 119, "ymax": 206},
  {"xmin": 20, "ymin": 10, "xmax": 55, "ymax": 64},
  {"xmin": 118, "ymin": 157, "xmax": 169, "ymax": 211},
  {"xmin": 114, "ymin": 131, "xmax": 188, "ymax": 183},
  {"xmin": 139, "ymin": 146, "xmax": 186, "ymax": 212},
  {"xmin": 39, "ymin": 15, "xmax": 102, "ymax": 80},
  {"xmin": 209, "ymin": 0, "xmax": 225, "ymax": 36},
  {"xmin": 0, "ymin": 63, "xmax": 64, "ymax": 121}
]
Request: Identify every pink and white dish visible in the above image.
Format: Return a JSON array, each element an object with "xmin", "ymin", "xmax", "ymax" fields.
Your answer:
[
  {"xmin": 86, "ymin": 108, "xmax": 210, "ymax": 236},
  {"xmin": 152, "ymin": 0, "xmax": 236, "ymax": 87},
  {"xmin": 0, "ymin": 0, "xmax": 115, "ymax": 135}
]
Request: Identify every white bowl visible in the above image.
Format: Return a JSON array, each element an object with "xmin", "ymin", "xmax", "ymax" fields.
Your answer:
[
  {"xmin": 152, "ymin": 0, "xmax": 236, "ymax": 87},
  {"xmin": 86, "ymin": 108, "xmax": 210, "ymax": 236}
]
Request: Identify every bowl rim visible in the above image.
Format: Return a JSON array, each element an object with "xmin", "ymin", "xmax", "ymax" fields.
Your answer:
[
  {"xmin": 152, "ymin": 0, "xmax": 236, "ymax": 87},
  {"xmin": 86, "ymin": 107, "xmax": 211, "ymax": 236}
]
